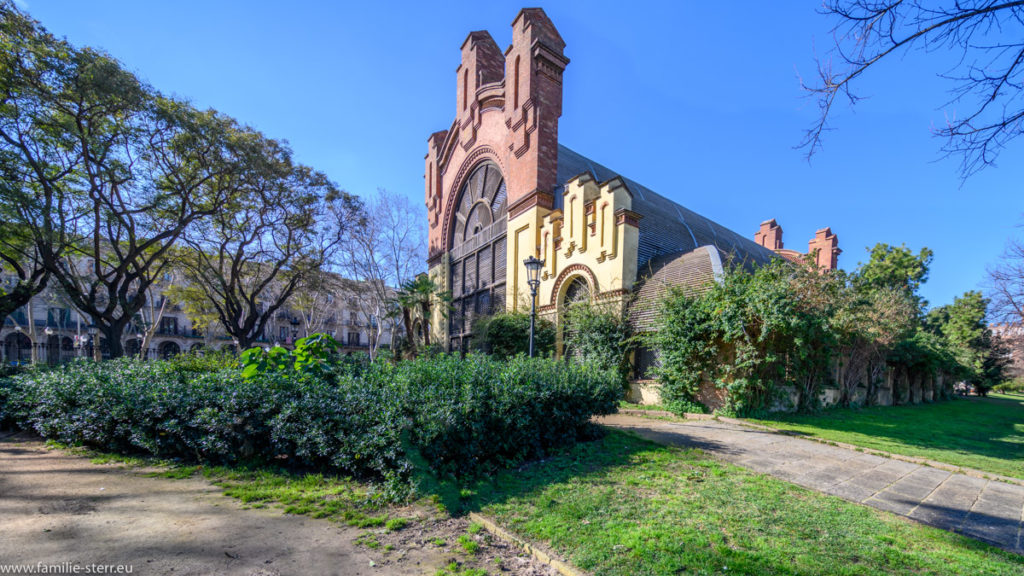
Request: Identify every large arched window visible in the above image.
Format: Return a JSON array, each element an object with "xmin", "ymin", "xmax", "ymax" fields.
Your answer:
[{"xmin": 448, "ymin": 162, "xmax": 508, "ymax": 352}]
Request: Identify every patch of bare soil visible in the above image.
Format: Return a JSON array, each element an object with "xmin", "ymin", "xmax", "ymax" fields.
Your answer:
[
  {"xmin": 0, "ymin": 432, "xmax": 556, "ymax": 575},
  {"xmin": 360, "ymin": 513, "xmax": 557, "ymax": 576}
]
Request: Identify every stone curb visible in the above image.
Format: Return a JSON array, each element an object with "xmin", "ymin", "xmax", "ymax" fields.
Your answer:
[
  {"xmin": 467, "ymin": 512, "xmax": 587, "ymax": 576},
  {"xmin": 614, "ymin": 409, "xmax": 1024, "ymax": 488}
]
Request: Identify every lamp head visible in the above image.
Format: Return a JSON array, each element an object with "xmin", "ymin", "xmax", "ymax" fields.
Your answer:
[{"xmin": 523, "ymin": 256, "xmax": 544, "ymax": 289}]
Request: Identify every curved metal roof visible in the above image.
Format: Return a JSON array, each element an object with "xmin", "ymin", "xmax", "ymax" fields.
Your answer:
[{"xmin": 556, "ymin": 144, "xmax": 776, "ymax": 270}]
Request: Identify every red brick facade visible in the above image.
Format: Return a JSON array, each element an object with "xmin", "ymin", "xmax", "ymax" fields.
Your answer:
[{"xmin": 425, "ymin": 8, "xmax": 568, "ymax": 266}]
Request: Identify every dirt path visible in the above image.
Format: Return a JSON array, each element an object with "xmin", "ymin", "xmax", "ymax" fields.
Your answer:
[
  {"xmin": 0, "ymin": 433, "xmax": 556, "ymax": 575},
  {"xmin": 599, "ymin": 414, "xmax": 1024, "ymax": 554}
]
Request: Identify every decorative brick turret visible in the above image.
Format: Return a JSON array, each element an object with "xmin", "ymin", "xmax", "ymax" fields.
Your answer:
[
  {"xmin": 808, "ymin": 227, "xmax": 841, "ymax": 270},
  {"xmin": 425, "ymin": 7, "xmax": 569, "ymax": 264},
  {"xmin": 456, "ymin": 31, "xmax": 504, "ymax": 136},
  {"xmin": 503, "ymin": 8, "xmax": 568, "ymax": 212},
  {"xmin": 755, "ymin": 219, "xmax": 840, "ymax": 271},
  {"xmin": 754, "ymin": 219, "xmax": 784, "ymax": 251}
]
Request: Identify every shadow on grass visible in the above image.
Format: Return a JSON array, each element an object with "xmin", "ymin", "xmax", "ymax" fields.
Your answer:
[
  {"xmin": 422, "ymin": 424, "xmax": 663, "ymax": 516},
  {"xmin": 429, "ymin": 426, "xmax": 1024, "ymax": 575},
  {"xmin": 757, "ymin": 396, "xmax": 1024, "ymax": 469}
]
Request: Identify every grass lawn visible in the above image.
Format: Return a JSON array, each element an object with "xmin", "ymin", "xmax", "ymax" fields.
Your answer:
[
  {"xmin": 750, "ymin": 393, "xmax": 1024, "ymax": 480},
  {"xmin": 465, "ymin": 429, "xmax": 1024, "ymax": 576}
]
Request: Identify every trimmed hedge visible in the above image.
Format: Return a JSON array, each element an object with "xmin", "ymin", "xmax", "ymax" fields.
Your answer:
[{"xmin": 0, "ymin": 354, "xmax": 619, "ymax": 489}]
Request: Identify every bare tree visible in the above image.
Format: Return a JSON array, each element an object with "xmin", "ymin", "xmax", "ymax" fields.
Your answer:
[
  {"xmin": 178, "ymin": 133, "xmax": 351, "ymax": 351},
  {"xmin": 989, "ymin": 236, "xmax": 1024, "ymax": 325},
  {"xmin": 802, "ymin": 1, "xmax": 1024, "ymax": 178},
  {"xmin": 334, "ymin": 189, "xmax": 426, "ymax": 360},
  {"xmin": 288, "ymin": 269, "xmax": 345, "ymax": 338}
]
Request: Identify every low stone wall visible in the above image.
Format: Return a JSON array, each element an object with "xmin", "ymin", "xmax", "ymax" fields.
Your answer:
[
  {"xmin": 628, "ymin": 367, "xmax": 955, "ymax": 412},
  {"xmin": 625, "ymin": 380, "xmax": 662, "ymax": 405}
]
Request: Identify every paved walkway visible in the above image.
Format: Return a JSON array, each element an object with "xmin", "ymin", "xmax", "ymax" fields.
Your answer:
[{"xmin": 598, "ymin": 414, "xmax": 1024, "ymax": 554}]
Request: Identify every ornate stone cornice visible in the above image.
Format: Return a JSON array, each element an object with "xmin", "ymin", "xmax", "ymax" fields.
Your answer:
[
  {"xmin": 507, "ymin": 188, "xmax": 554, "ymax": 220},
  {"xmin": 615, "ymin": 209, "xmax": 642, "ymax": 227}
]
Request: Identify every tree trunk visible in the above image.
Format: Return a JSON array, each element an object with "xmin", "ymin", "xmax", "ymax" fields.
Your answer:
[
  {"xmin": 419, "ymin": 301, "xmax": 431, "ymax": 347},
  {"xmin": 402, "ymin": 307, "xmax": 414, "ymax": 354},
  {"xmin": 100, "ymin": 324, "xmax": 126, "ymax": 359}
]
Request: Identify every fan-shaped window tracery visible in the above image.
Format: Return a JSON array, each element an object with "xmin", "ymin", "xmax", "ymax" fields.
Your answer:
[{"xmin": 448, "ymin": 162, "xmax": 507, "ymax": 352}]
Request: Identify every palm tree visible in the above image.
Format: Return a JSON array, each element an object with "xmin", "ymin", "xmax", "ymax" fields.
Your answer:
[{"xmin": 395, "ymin": 275, "xmax": 450, "ymax": 355}]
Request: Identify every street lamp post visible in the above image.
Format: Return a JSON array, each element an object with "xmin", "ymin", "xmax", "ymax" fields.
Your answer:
[
  {"xmin": 523, "ymin": 256, "xmax": 544, "ymax": 358},
  {"xmin": 87, "ymin": 325, "xmax": 98, "ymax": 361}
]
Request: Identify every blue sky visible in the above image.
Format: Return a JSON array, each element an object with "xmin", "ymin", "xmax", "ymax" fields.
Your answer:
[{"xmin": 21, "ymin": 1, "xmax": 1023, "ymax": 309}]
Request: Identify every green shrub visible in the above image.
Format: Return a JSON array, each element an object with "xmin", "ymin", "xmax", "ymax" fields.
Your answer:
[
  {"xmin": 563, "ymin": 301, "xmax": 634, "ymax": 388},
  {"xmin": 3, "ymin": 353, "xmax": 619, "ymax": 494},
  {"xmin": 165, "ymin": 350, "xmax": 239, "ymax": 373},
  {"xmin": 995, "ymin": 378, "xmax": 1024, "ymax": 394},
  {"xmin": 397, "ymin": 354, "xmax": 619, "ymax": 478},
  {"xmin": 648, "ymin": 260, "xmax": 839, "ymax": 416},
  {"xmin": 240, "ymin": 333, "xmax": 342, "ymax": 379},
  {"xmin": 473, "ymin": 312, "xmax": 555, "ymax": 359}
]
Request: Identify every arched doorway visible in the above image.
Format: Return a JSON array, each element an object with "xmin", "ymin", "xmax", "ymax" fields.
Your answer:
[
  {"xmin": 158, "ymin": 341, "xmax": 181, "ymax": 359},
  {"xmin": 560, "ymin": 276, "xmax": 592, "ymax": 358},
  {"xmin": 448, "ymin": 161, "xmax": 508, "ymax": 352},
  {"xmin": 410, "ymin": 319, "xmax": 423, "ymax": 346},
  {"xmin": 563, "ymin": 277, "xmax": 591, "ymax": 307},
  {"xmin": 4, "ymin": 333, "xmax": 32, "ymax": 365}
]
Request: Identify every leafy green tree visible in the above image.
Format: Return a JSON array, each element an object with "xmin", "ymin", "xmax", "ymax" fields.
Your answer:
[
  {"xmin": 927, "ymin": 290, "xmax": 1008, "ymax": 395},
  {"xmin": 176, "ymin": 133, "xmax": 352, "ymax": 351},
  {"xmin": 650, "ymin": 259, "xmax": 840, "ymax": 416},
  {"xmin": 164, "ymin": 281, "xmax": 225, "ymax": 349},
  {"xmin": 832, "ymin": 283, "xmax": 917, "ymax": 406},
  {"xmin": 0, "ymin": 4, "xmax": 243, "ymax": 357},
  {"xmin": 0, "ymin": 4, "xmax": 72, "ymax": 324},
  {"xmin": 855, "ymin": 243, "xmax": 933, "ymax": 306},
  {"xmin": 0, "ymin": 219, "xmax": 49, "ymax": 325}
]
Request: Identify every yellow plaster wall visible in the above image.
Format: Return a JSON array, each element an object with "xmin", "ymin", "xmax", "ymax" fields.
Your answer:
[
  {"xmin": 505, "ymin": 174, "xmax": 640, "ymax": 319},
  {"xmin": 428, "ymin": 257, "xmax": 449, "ymax": 345},
  {"xmin": 432, "ymin": 173, "xmax": 642, "ymax": 343}
]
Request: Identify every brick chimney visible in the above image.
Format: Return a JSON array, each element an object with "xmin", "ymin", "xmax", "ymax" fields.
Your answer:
[{"xmin": 754, "ymin": 219, "xmax": 783, "ymax": 250}]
